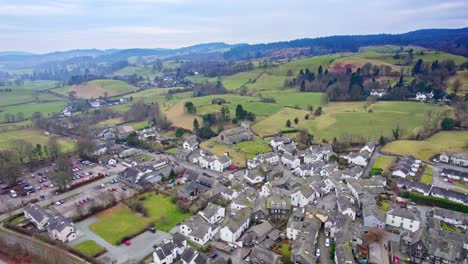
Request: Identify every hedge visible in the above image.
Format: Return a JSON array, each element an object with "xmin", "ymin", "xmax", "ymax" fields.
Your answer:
[
  {"xmin": 280, "ymin": 129, "xmax": 299, "ymax": 134},
  {"xmin": 402, "ymin": 192, "xmax": 468, "ymax": 213}
]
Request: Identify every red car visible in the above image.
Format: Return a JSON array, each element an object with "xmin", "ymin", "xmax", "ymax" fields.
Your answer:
[
  {"xmin": 111, "ymin": 188, "xmax": 117, "ymax": 192},
  {"xmin": 124, "ymin": 240, "xmax": 131, "ymax": 246},
  {"xmin": 79, "ymin": 175, "xmax": 85, "ymax": 178}
]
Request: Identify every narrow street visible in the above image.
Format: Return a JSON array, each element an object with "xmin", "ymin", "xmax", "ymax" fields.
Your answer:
[{"xmin": 318, "ymin": 227, "xmax": 333, "ymax": 264}]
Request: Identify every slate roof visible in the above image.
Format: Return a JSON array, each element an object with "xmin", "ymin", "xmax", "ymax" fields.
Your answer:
[
  {"xmin": 181, "ymin": 247, "xmax": 196, "ymax": 263},
  {"xmin": 250, "ymin": 246, "xmax": 282, "ymax": 264},
  {"xmin": 24, "ymin": 204, "xmax": 50, "ymax": 223},
  {"xmin": 387, "ymin": 207, "xmax": 421, "ymax": 221},
  {"xmin": 47, "ymin": 215, "xmax": 73, "ymax": 232},
  {"xmin": 200, "ymin": 203, "xmax": 223, "ymax": 220},
  {"xmin": 441, "ymin": 168, "xmax": 468, "ymax": 179},
  {"xmin": 182, "ymin": 215, "xmax": 214, "ymax": 240}
]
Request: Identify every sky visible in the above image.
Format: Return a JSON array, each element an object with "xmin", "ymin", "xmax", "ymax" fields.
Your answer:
[{"xmin": 0, "ymin": 0, "xmax": 467, "ymax": 53}]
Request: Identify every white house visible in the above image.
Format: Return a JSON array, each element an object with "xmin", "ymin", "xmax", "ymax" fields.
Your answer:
[
  {"xmin": 219, "ymin": 209, "xmax": 251, "ymax": 247},
  {"xmin": 290, "ymin": 186, "xmax": 317, "ymax": 207},
  {"xmin": 439, "ymin": 152, "xmax": 468, "ymax": 167},
  {"xmin": 433, "ymin": 208, "xmax": 468, "ymax": 230},
  {"xmin": 24, "ymin": 204, "xmax": 50, "ymax": 231},
  {"xmin": 336, "ymin": 195, "xmax": 356, "ymax": 221},
  {"xmin": 294, "ymin": 163, "xmax": 314, "ymax": 177},
  {"xmin": 244, "ymin": 170, "xmax": 265, "ymax": 185},
  {"xmin": 211, "ymin": 156, "xmax": 232, "ymax": 172},
  {"xmin": 386, "ymin": 207, "xmax": 421, "ymax": 232},
  {"xmin": 260, "ymin": 182, "xmax": 272, "ymax": 197},
  {"xmin": 281, "ymin": 153, "xmax": 300, "ymax": 169},
  {"xmin": 179, "ymin": 215, "xmax": 218, "ymax": 246},
  {"xmin": 370, "ymin": 89, "xmax": 386, "ymax": 97},
  {"xmin": 183, "ymin": 135, "xmax": 199, "ymax": 151},
  {"xmin": 153, "ymin": 234, "xmax": 187, "ymax": 264},
  {"xmin": 198, "ymin": 203, "xmax": 225, "ymax": 225},
  {"xmin": 270, "ymin": 136, "xmax": 292, "ymax": 149},
  {"xmin": 343, "ymin": 152, "xmax": 368, "ymax": 167},
  {"xmin": 47, "ymin": 215, "xmax": 77, "ymax": 242},
  {"xmin": 361, "ymin": 142, "xmax": 376, "ymax": 154}
]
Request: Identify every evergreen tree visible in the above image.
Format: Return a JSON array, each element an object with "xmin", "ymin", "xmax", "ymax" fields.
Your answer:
[
  {"xmin": 286, "ymin": 119, "xmax": 291, "ymax": 127},
  {"xmin": 317, "ymin": 65, "xmax": 323, "ymax": 77},
  {"xmin": 294, "ymin": 117, "xmax": 299, "ymax": 125},
  {"xmin": 193, "ymin": 118, "xmax": 200, "ymax": 133}
]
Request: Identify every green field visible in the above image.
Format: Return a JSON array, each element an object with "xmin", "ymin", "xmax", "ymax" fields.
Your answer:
[
  {"xmin": 114, "ymin": 65, "xmax": 162, "ymax": 78},
  {"xmin": 372, "ymin": 156, "xmax": 394, "ymax": 170},
  {"xmin": 382, "ymin": 131, "xmax": 468, "ymax": 162},
  {"xmin": 0, "ymin": 129, "xmax": 76, "ymax": 153},
  {"xmin": 53, "ymin": 79, "xmax": 137, "ymax": 99},
  {"xmin": 132, "ymin": 194, "xmax": 191, "ymax": 232},
  {"xmin": 90, "ymin": 204, "xmax": 152, "ymax": 245},
  {"xmin": 73, "ymin": 240, "xmax": 105, "ymax": 257},
  {"xmin": 421, "ymin": 167, "xmax": 433, "ymax": 184},
  {"xmin": 0, "ymin": 101, "xmax": 67, "ymax": 122},
  {"xmin": 200, "ymin": 136, "xmax": 271, "ymax": 166},
  {"xmin": 0, "ymin": 80, "xmax": 62, "ymax": 107},
  {"xmin": 253, "ymin": 101, "xmax": 449, "ymax": 140}
]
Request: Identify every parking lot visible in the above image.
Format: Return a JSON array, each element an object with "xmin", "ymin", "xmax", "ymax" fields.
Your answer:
[{"xmin": 0, "ymin": 159, "xmax": 127, "ymax": 213}]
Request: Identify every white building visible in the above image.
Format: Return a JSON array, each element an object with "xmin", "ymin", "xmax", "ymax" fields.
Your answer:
[
  {"xmin": 183, "ymin": 135, "xmax": 199, "ymax": 151},
  {"xmin": 179, "ymin": 215, "xmax": 218, "ymax": 246},
  {"xmin": 281, "ymin": 153, "xmax": 300, "ymax": 169},
  {"xmin": 219, "ymin": 209, "xmax": 251, "ymax": 247},
  {"xmin": 198, "ymin": 203, "xmax": 225, "ymax": 225},
  {"xmin": 386, "ymin": 207, "xmax": 421, "ymax": 232}
]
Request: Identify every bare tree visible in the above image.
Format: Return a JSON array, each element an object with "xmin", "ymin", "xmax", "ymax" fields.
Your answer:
[
  {"xmin": 14, "ymin": 139, "xmax": 33, "ymax": 164},
  {"xmin": 0, "ymin": 150, "xmax": 21, "ymax": 185},
  {"xmin": 48, "ymin": 136, "xmax": 60, "ymax": 160}
]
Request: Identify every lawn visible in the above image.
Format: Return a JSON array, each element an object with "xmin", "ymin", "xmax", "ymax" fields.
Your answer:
[
  {"xmin": 90, "ymin": 204, "xmax": 152, "ymax": 245},
  {"xmin": 372, "ymin": 156, "xmax": 394, "ymax": 171},
  {"xmin": 53, "ymin": 79, "xmax": 137, "ymax": 99},
  {"xmin": 280, "ymin": 241, "xmax": 291, "ymax": 260},
  {"xmin": 420, "ymin": 167, "xmax": 433, "ymax": 184},
  {"xmin": 381, "ymin": 131, "xmax": 468, "ymax": 162},
  {"xmin": 73, "ymin": 240, "xmax": 105, "ymax": 257},
  {"xmin": 0, "ymin": 129, "xmax": 76, "ymax": 153},
  {"xmin": 200, "ymin": 136, "xmax": 271, "ymax": 166},
  {"xmin": 165, "ymin": 147, "xmax": 179, "ymax": 154},
  {"xmin": 253, "ymin": 101, "xmax": 451, "ymax": 141},
  {"xmin": 441, "ymin": 222, "xmax": 461, "ymax": 234},
  {"xmin": 113, "ymin": 65, "xmax": 162, "ymax": 78},
  {"xmin": 0, "ymin": 101, "xmax": 67, "ymax": 122},
  {"xmin": 132, "ymin": 194, "xmax": 191, "ymax": 232},
  {"xmin": 379, "ymin": 201, "xmax": 391, "ymax": 212}
]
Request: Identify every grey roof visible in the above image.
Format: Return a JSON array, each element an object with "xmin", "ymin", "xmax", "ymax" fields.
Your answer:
[
  {"xmin": 47, "ymin": 215, "xmax": 73, "ymax": 232},
  {"xmin": 250, "ymin": 246, "xmax": 282, "ymax": 264},
  {"xmin": 248, "ymin": 221, "xmax": 273, "ymax": 238},
  {"xmin": 224, "ymin": 208, "xmax": 251, "ymax": 233},
  {"xmin": 181, "ymin": 247, "xmax": 196, "ymax": 262},
  {"xmin": 266, "ymin": 193, "xmax": 292, "ymax": 210},
  {"xmin": 182, "ymin": 215, "xmax": 214, "ymax": 240},
  {"xmin": 282, "ymin": 152, "xmax": 297, "ymax": 162},
  {"xmin": 200, "ymin": 203, "xmax": 223, "ymax": 220},
  {"xmin": 442, "ymin": 152, "xmax": 468, "ymax": 160},
  {"xmin": 218, "ymin": 155, "xmax": 231, "ymax": 164},
  {"xmin": 184, "ymin": 135, "xmax": 198, "ymax": 145},
  {"xmin": 441, "ymin": 168, "xmax": 468, "ymax": 179},
  {"xmin": 272, "ymin": 136, "xmax": 291, "ymax": 144},
  {"xmin": 218, "ymin": 127, "xmax": 253, "ymax": 144},
  {"xmin": 430, "ymin": 186, "xmax": 468, "ymax": 203},
  {"xmin": 387, "ymin": 207, "xmax": 421, "ymax": 221},
  {"xmin": 433, "ymin": 208, "xmax": 468, "ymax": 225},
  {"xmin": 24, "ymin": 204, "xmax": 50, "ymax": 223}
]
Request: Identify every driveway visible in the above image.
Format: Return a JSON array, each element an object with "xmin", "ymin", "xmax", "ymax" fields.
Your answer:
[
  {"xmin": 430, "ymin": 163, "xmax": 468, "ymax": 192},
  {"xmin": 69, "ymin": 216, "xmax": 171, "ymax": 264},
  {"xmin": 363, "ymin": 146, "xmax": 382, "ymax": 179}
]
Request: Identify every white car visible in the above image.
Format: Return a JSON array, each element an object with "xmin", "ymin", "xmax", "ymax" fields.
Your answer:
[
  {"xmin": 316, "ymin": 249, "xmax": 320, "ymax": 257},
  {"xmin": 325, "ymin": 238, "xmax": 330, "ymax": 247},
  {"xmin": 9, "ymin": 190, "xmax": 17, "ymax": 198}
]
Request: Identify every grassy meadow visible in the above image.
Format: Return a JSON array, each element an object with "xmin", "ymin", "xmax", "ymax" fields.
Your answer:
[
  {"xmin": 73, "ymin": 240, "xmax": 105, "ymax": 257},
  {"xmin": 53, "ymin": 79, "xmax": 137, "ymax": 99},
  {"xmin": 0, "ymin": 129, "xmax": 76, "ymax": 153},
  {"xmin": 252, "ymin": 101, "xmax": 449, "ymax": 141},
  {"xmin": 381, "ymin": 131, "xmax": 468, "ymax": 162},
  {"xmin": 0, "ymin": 101, "xmax": 67, "ymax": 122},
  {"xmin": 90, "ymin": 204, "xmax": 152, "ymax": 245}
]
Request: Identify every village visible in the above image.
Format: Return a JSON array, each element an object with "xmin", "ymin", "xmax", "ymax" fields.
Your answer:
[{"xmin": 1, "ymin": 120, "xmax": 467, "ymax": 264}]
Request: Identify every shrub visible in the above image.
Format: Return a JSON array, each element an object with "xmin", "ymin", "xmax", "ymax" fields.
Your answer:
[
  {"xmin": 369, "ymin": 167, "xmax": 383, "ymax": 176},
  {"xmin": 402, "ymin": 192, "xmax": 468, "ymax": 213}
]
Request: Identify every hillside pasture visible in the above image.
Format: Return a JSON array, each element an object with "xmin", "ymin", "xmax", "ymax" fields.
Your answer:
[
  {"xmin": 114, "ymin": 65, "xmax": 162, "ymax": 78},
  {"xmin": 253, "ymin": 101, "xmax": 450, "ymax": 141},
  {"xmin": 447, "ymin": 70, "xmax": 468, "ymax": 95},
  {"xmin": 53, "ymin": 79, "xmax": 137, "ymax": 99},
  {"xmin": 381, "ymin": 131, "xmax": 468, "ymax": 162}
]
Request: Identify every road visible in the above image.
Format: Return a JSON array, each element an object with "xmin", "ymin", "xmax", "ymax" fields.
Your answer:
[
  {"xmin": 363, "ymin": 146, "xmax": 382, "ymax": 179},
  {"xmin": 318, "ymin": 227, "xmax": 333, "ymax": 264}
]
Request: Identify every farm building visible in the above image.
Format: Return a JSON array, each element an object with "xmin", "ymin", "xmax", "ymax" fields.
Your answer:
[{"xmin": 217, "ymin": 126, "xmax": 253, "ymax": 144}]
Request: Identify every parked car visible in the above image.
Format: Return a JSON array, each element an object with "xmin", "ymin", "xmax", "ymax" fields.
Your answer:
[
  {"xmin": 316, "ymin": 249, "xmax": 320, "ymax": 257},
  {"xmin": 124, "ymin": 240, "xmax": 131, "ymax": 246},
  {"xmin": 325, "ymin": 238, "xmax": 330, "ymax": 247},
  {"xmin": 121, "ymin": 186, "xmax": 127, "ymax": 191},
  {"xmin": 9, "ymin": 190, "xmax": 17, "ymax": 198},
  {"xmin": 148, "ymin": 227, "xmax": 156, "ymax": 233}
]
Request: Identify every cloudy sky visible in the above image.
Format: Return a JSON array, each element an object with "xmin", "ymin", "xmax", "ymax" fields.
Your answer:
[{"xmin": 0, "ymin": 0, "xmax": 467, "ymax": 53}]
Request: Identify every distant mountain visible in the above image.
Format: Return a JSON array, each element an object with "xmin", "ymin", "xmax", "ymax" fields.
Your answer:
[
  {"xmin": 223, "ymin": 27, "xmax": 468, "ymax": 60},
  {"xmin": 0, "ymin": 51, "xmax": 34, "ymax": 56},
  {"xmin": 0, "ymin": 42, "xmax": 241, "ymax": 70}
]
